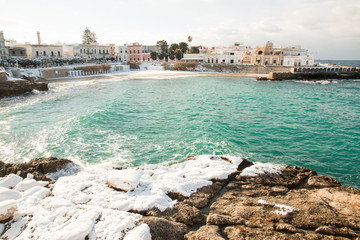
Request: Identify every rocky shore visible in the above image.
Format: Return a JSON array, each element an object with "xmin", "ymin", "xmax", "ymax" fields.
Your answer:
[
  {"xmin": 0, "ymin": 80, "xmax": 48, "ymax": 98},
  {"xmin": 0, "ymin": 156, "xmax": 359, "ymax": 239}
]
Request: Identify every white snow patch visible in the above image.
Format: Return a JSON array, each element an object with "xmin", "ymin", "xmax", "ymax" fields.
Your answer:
[
  {"xmin": 258, "ymin": 199, "xmax": 296, "ymax": 216},
  {"xmin": 0, "ymin": 187, "xmax": 22, "ymax": 201},
  {"xmin": 14, "ymin": 178, "xmax": 48, "ymax": 192},
  {"xmin": 123, "ymin": 224, "xmax": 151, "ymax": 240},
  {"xmin": 107, "ymin": 169, "xmax": 142, "ymax": 191},
  {"xmin": 0, "ymin": 174, "xmax": 23, "ymax": 188},
  {"xmin": 0, "ymin": 200, "xmax": 17, "ymax": 221},
  {"xmin": 241, "ymin": 162, "xmax": 284, "ymax": 177}
]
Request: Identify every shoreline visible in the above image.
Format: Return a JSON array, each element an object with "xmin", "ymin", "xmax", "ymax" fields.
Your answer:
[
  {"xmin": 1, "ymin": 156, "xmax": 359, "ymax": 239},
  {"xmin": 42, "ymin": 70, "xmax": 269, "ymax": 83}
]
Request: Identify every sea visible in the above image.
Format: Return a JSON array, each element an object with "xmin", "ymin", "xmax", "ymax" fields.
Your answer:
[{"xmin": 0, "ymin": 63, "xmax": 359, "ymax": 189}]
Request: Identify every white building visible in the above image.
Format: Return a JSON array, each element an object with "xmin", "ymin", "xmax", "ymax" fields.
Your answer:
[
  {"xmin": 117, "ymin": 44, "xmax": 128, "ymax": 62},
  {"xmin": 281, "ymin": 46, "xmax": 315, "ymax": 66}
]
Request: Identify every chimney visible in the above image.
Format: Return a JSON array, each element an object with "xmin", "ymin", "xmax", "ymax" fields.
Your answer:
[{"xmin": 37, "ymin": 31, "xmax": 41, "ymax": 45}]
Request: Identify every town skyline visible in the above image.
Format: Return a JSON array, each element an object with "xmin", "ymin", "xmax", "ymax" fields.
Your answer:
[{"xmin": 1, "ymin": 0, "xmax": 359, "ymax": 60}]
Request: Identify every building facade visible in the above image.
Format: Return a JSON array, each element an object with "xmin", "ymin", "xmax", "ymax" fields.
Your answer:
[
  {"xmin": 14, "ymin": 44, "xmax": 64, "ymax": 59},
  {"xmin": 117, "ymin": 45, "xmax": 128, "ymax": 62},
  {"xmin": 72, "ymin": 44, "xmax": 116, "ymax": 59},
  {"xmin": 7, "ymin": 46, "xmax": 27, "ymax": 58},
  {"xmin": 0, "ymin": 31, "xmax": 9, "ymax": 60}
]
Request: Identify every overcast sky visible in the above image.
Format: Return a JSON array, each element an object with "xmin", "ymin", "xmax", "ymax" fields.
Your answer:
[{"xmin": 1, "ymin": 0, "xmax": 359, "ymax": 59}]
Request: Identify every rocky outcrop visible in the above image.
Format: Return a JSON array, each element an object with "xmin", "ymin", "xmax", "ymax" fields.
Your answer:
[
  {"xmin": 0, "ymin": 80, "xmax": 48, "ymax": 98},
  {"xmin": 140, "ymin": 163, "xmax": 360, "ymax": 240},
  {"xmin": 0, "ymin": 157, "xmax": 75, "ymax": 181}
]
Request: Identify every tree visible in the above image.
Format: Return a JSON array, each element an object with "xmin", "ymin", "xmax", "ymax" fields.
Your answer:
[
  {"xmin": 190, "ymin": 47, "xmax": 200, "ymax": 54},
  {"xmin": 150, "ymin": 52, "xmax": 157, "ymax": 60},
  {"xmin": 175, "ymin": 49, "xmax": 182, "ymax": 60},
  {"xmin": 179, "ymin": 42, "xmax": 188, "ymax": 54},
  {"xmin": 156, "ymin": 40, "xmax": 168, "ymax": 55},
  {"xmin": 82, "ymin": 27, "xmax": 97, "ymax": 45},
  {"xmin": 168, "ymin": 43, "xmax": 179, "ymax": 54}
]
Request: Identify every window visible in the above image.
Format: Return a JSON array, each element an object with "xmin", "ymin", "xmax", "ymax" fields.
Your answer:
[
  {"xmin": 258, "ymin": 51, "xmax": 263, "ymax": 54},
  {"xmin": 137, "ymin": 50, "xmax": 140, "ymax": 54},
  {"xmin": 58, "ymin": 51, "xmax": 60, "ymax": 56},
  {"xmin": 43, "ymin": 51, "xmax": 46, "ymax": 56},
  {"xmin": 51, "ymin": 51, "xmax": 54, "ymax": 56},
  {"xmin": 106, "ymin": 50, "xmax": 108, "ymax": 54},
  {"xmin": 94, "ymin": 49, "xmax": 96, "ymax": 54},
  {"xmin": 230, "ymin": 52, "xmax": 234, "ymax": 55},
  {"xmin": 20, "ymin": 51, "xmax": 23, "ymax": 55},
  {"xmin": 130, "ymin": 50, "xmax": 132, "ymax": 54},
  {"xmin": 12, "ymin": 51, "xmax": 15, "ymax": 55},
  {"xmin": 36, "ymin": 51, "xmax": 39, "ymax": 56},
  {"xmin": 273, "ymin": 60, "xmax": 277, "ymax": 64},
  {"xmin": 80, "ymin": 49, "xmax": 82, "ymax": 54}
]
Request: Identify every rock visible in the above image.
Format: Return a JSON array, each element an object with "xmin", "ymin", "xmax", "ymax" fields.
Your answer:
[
  {"xmin": 185, "ymin": 225, "xmax": 225, "ymax": 240},
  {"xmin": 173, "ymin": 203, "xmax": 203, "ymax": 226},
  {"xmin": 0, "ymin": 157, "xmax": 77, "ymax": 181},
  {"xmin": 0, "ymin": 80, "xmax": 48, "ymax": 98},
  {"xmin": 106, "ymin": 169, "xmax": 142, "ymax": 192},
  {"xmin": 275, "ymin": 223, "xmax": 298, "ymax": 233},
  {"xmin": 315, "ymin": 226, "xmax": 359, "ymax": 238},
  {"xmin": 184, "ymin": 182, "xmax": 223, "ymax": 208},
  {"xmin": 0, "ymin": 187, "xmax": 22, "ymax": 201},
  {"xmin": 207, "ymin": 213, "xmax": 244, "ymax": 226},
  {"xmin": 0, "ymin": 200, "xmax": 17, "ymax": 221},
  {"xmin": 0, "ymin": 174, "xmax": 23, "ymax": 188},
  {"xmin": 140, "ymin": 217, "xmax": 189, "ymax": 240},
  {"xmin": 307, "ymin": 176, "xmax": 341, "ymax": 188}
]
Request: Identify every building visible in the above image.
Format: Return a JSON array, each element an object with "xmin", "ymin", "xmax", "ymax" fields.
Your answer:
[
  {"xmin": 282, "ymin": 46, "xmax": 315, "ymax": 66},
  {"xmin": 7, "ymin": 46, "xmax": 27, "ymax": 58},
  {"xmin": 127, "ymin": 43, "xmax": 154, "ymax": 62},
  {"xmin": 0, "ymin": 31, "xmax": 9, "ymax": 60},
  {"xmin": 72, "ymin": 43, "xmax": 116, "ymax": 59},
  {"xmin": 14, "ymin": 43, "xmax": 64, "ymax": 59},
  {"xmin": 117, "ymin": 44, "xmax": 128, "ymax": 62}
]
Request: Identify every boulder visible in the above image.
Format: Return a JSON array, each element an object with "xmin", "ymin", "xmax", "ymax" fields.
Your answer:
[
  {"xmin": 0, "ymin": 200, "xmax": 17, "ymax": 221},
  {"xmin": 173, "ymin": 203, "xmax": 204, "ymax": 226},
  {"xmin": 140, "ymin": 217, "xmax": 189, "ymax": 240},
  {"xmin": 0, "ymin": 80, "xmax": 48, "ymax": 98},
  {"xmin": 0, "ymin": 157, "xmax": 77, "ymax": 181},
  {"xmin": 185, "ymin": 225, "xmax": 225, "ymax": 240}
]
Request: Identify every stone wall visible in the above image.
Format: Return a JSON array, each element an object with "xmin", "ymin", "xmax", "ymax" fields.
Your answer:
[
  {"xmin": 40, "ymin": 68, "xmax": 70, "ymax": 79},
  {"xmin": 201, "ymin": 64, "xmax": 291, "ymax": 74},
  {"xmin": 0, "ymin": 71, "xmax": 7, "ymax": 81}
]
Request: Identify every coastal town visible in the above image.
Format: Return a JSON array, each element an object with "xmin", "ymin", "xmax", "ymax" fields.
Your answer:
[{"xmin": 1, "ymin": 29, "xmax": 315, "ymax": 68}]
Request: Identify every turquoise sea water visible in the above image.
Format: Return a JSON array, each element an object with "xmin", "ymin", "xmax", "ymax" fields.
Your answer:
[{"xmin": 0, "ymin": 75, "xmax": 359, "ymax": 188}]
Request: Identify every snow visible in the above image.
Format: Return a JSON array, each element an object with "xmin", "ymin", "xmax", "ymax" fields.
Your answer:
[
  {"xmin": 0, "ymin": 187, "xmax": 22, "ymax": 201},
  {"xmin": 258, "ymin": 199, "xmax": 296, "ymax": 216},
  {"xmin": 240, "ymin": 162, "xmax": 284, "ymax": 177},
  {"xmin": 107, "ymin": 168, "xmax": 142, "ymax": 191},
  {"xmin": 0, "ymin": 174, "xmax": 23, "ymax": 188},
  {"xmin": 123, "ymin": 224, "xmax": 151, "ymax": 240},
  {"xmin": 0, "ymin": 155, "xmax": 243, "ymax": 239},
  {"xmin": 14, "ymin": 178, "xmax": 49, "ymax": 192}
]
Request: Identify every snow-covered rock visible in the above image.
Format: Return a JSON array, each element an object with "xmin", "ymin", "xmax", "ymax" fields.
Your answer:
[
  {"xmin": 0, "ymin": 174, "xmax": 23, "ymax": 188},
  {"xmin": 240, "ymin": 162, "xmax": 284, "ymax": 177},
  {"xmin": 107, "ymin": 169, "xmax": 142, "ymax": 191},
  {"xmin": 0, "ymin": 187, "xmax": 22, "ymax": 201},
  {"xmin": 0, "ymin": 200, "xmax": 17, "ymax": 221},
  {"xmin": 123, "ymin": 224, "xmax": 151, "ymax": 240},
  {"xmin": 22, "ymin": 186, "xmax": 50, "ymax": 199},
  {"xmin": 14, "ymin": 178, "xmax": 48, "ymax": 192}
]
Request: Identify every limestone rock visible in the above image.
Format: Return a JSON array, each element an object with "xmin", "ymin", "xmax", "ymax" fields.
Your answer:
[
  {"xmin": 140, "ymin": 217, "xmax": 189, "ymax": 240},
  {"xmin": 0, "ymin": 80, "xmax": 48, "ymax": 98},
  {"xmin": 106, "ymin": 169, "xmax": 142, "ymax": 192},
  {"xmin": 207, "ymin": 213, "xmax": 244, "ymax": 226},
  {"xmin": 173, "ymin": 203, "xmax": 204, "ymax": 226},
  {"xmin": 0, "ymin": 200, "xmax": 17, "ymax": 221},
  {"xmin": 0, "ymin": 157, "xmax": 77, "ymax": 181},
  {"xmin": 0, "ymin": 187, "xmax": 22, "ymax": 201},
  {"xmin": 185, "ymin": 225, "xmax": 225, "ymax": 240},
  {"xmin": 307, "ymin": 175, "xmax": 341, "ymax": 188},
  {"xmin": 0, "ymin": 174, "xmax": 23, "ymax": 188}
]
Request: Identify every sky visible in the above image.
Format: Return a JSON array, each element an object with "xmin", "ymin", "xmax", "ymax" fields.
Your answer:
[{"xmin": 0, "ymin": 0, "xmax": 359, "ymax": 60}]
